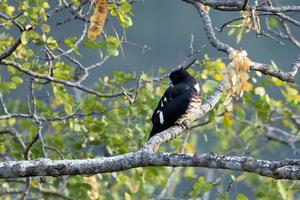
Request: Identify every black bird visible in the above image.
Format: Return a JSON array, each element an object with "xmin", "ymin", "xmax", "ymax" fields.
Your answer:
[{"xmin": 149, "ymin": 68, "xmax": 202, "ymax": 139}]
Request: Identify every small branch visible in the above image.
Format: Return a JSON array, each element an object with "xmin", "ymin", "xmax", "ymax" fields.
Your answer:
[
  {"xmin": 193, "ymin": 2, "xmax": 235, "ymax": 54},
  {"xmin": 0, "ymin": 129, "xmax": 26, "ymax": 152},
  {"xmin": 45, "ymin": 145, "xmax": 65, "ymax": 159},
  {"xmin": 0, "ymin": 60, "xmax": 126, "ymax": 98},
  {"xmin": 20, "ymin": 178, "xmax": 30, "ymax": 200},
  {"xmin": 56, "ymin": 23, "xmax": 88, "ymax": 58},
  {"xmin": 0, "ymin": 92, "xmax": 8, "ymax": 114},
  {"xmin": 251, "ymin": 56, "xmax": 300, "ymax": 82},
  {"xmin": 283, "ymin": 22, "xmax": 300, "ymax": 48},
  {"xmin": 0, "ymin": 37, "xmax": 21, "ymax": 61},
  {"xmin": 0, "ymin": 189, "xmax": 23, "ymax": 195}
]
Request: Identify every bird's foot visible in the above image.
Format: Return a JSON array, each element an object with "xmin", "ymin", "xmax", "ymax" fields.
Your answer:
[{"xmin": 176, "ymin": 120, "xmax": 189, "ymax": 130}]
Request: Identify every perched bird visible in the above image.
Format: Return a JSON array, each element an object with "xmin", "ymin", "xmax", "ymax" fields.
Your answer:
[{"xmin": 149, "ymin": 68, "xmax": 202, "ymax": 139}]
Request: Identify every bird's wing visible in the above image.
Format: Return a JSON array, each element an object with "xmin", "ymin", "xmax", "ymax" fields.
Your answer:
[
  {"xmin": 150, "ymin": 84, "xmax": 194, "ymax": 138},
  {"xmin": 151, "ymin": 84, "xmax": 189, "ymax": 122}
]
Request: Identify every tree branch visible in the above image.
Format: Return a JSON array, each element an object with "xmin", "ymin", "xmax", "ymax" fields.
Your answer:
[
  {"xmin": 0, "ymin": 151, "xmax": 299, "ymax": 180},
  {"xmin": 0, "ymin": 60, "xmax": 126, "ymax": 98},
  {"xmin": 187, "ymin": 1, "xmax": 300, "ymax": 82},
  {"xmin": 251, "ymin": 56, "xmax": 300, "ymax": 83}
]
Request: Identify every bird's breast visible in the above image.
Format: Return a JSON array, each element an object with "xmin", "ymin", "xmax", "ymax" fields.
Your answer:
[{"xmin": 175, "ymin": 94, "xmax": 202, "ymax": 125}]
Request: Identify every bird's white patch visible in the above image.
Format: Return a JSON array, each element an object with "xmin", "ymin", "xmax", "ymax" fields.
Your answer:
[
  {"xmin": 194, "ymin": 83, "xmax": 201, "ymax": 94},
  {"xmin": 164, "ymin": 97, "xmax": 167, "ymax": 102},
  {"xmin": 157, "ymin": 110, "xmax": 164, "ymax": 124},
  {"xmin": 160, "ymin": 101, "xmax": 164, "ymax": 107}
]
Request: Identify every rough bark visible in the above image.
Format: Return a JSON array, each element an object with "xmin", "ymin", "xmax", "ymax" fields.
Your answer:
[{"xmin": 1, "ymin": 151, "xmax": 299, "ymax": 180}]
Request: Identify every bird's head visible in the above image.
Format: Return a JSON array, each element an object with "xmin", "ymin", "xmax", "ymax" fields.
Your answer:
[{"xmin": 169, "ymin": 68, "xmax": 192, "ymax": 85}]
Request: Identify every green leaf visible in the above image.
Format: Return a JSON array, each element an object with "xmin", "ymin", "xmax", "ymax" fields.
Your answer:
[
  {"xmin": 11, "ymin": 76, "xmax": 23, "ymax": 85},
  {"xmin": 188, "ymin": 176, "xmax": 215, "ymax": 198},
  {"xmin": 119, "ymin": 2, "xmax": 132, "ymax": 14},
  {"xmin": 268, "ymin": 16, "xmax": 278, "ymax": 29},
  {"xmin": 228, "ymin": 28, "xmax": 236, "ymax": 36},
  {"xmin": 47, "ymin": 36, "xmax": 58, "ymax": 49},
  {"xmin": 106, "ymin": 36, "xmax": 121, "ymax": 47},
  {"xmin": 113, "ymin": 71, "xmax": 136, "ymax": 84},
  {"xmin": 254, "ymin": 87, "xmax": 265, "ymax": 96},
  {"xmin": 42, "ymin": 2, "xmax": 50, "ymax": 9},
  {"xmin": 64, "ymin": 103, "xmax": 73, "ymax": 115},
  {"xmin": 109, "ymin": 2, "xmax": 133, "ymax": 28},
  {"xmin": 237, "ymin": 193, "xmax": 249, "ymax": 200},
  {"xmin": 21, "ymin": 31, "xmax": 29, "ymax": 45},
  {"xmin": 118, "ymin": 13, "xmax": 133, "ymax": 28},
  {"xmin": 84, "ymin": 40, "xmax": 105, "ymax": 49},
  {"xmin": 52, "ymin": 83, "xmax": 74, "ymax": 115},
  {"xmin": 203, "ymin": 79, "xmax": 218, "ymax": 93},
  {"xmin": 236, "ymin": 27, "xmax": 244, "ymax": 43},
  {"xmin": 235, "ymin": 107, "xmax": 245, "ymax": 120},
  {"xmin": 105, "ymin": 36, "xmax": 120, "ymax": 56},
  {"xmin": 70, "ymin": 0, "xmax": 81, "ymax": 7},
  {"xmin": 124, "ymin": 192, "xmax": 131, "ymax": 200},
  {"xmin": 107, "ymin": 45, "xmax": 119, "ymax": 56},
  {"xmin": 41, "ymin": 24, "xmax": 50, "ymax": 33},
  {"xmin": 223, "ymin": 113, "xmax": 233, "ymax": 129},
  {"xmin": 277, "ymin": 181, "xmax": 287, "ymax": 200},
  {"xmin": 6, "ymin": 5, "xmax": 15, "ymax": 17}
]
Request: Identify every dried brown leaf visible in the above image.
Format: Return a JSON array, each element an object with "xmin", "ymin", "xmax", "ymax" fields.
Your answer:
[{"xmin": 88, "ymin": 0, "xmax": 108, "ymax": 41}]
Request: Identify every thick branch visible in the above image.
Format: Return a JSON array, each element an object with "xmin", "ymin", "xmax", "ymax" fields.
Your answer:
[{"xmin": 0, "ymin": 151, "xmax": 299, "ymax": 180}]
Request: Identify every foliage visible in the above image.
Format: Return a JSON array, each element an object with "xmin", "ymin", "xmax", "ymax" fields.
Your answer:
[{"xmin": 0, "ymin": 0, "xmax": 300, "ymax": 199}]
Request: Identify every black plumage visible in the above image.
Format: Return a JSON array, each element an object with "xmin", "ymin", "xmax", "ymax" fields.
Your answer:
[{"xmin": 149, "ymin": 68, "xmax": 202, "ymax": 139}]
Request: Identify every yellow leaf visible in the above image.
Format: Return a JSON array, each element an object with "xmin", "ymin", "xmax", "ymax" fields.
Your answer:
[
  {"xmin": 201, "ymin": 69, "xmax": 208, "ymax": 79},
  {"xmin": 7, "ymin": 118, "xmax": 16, "ymax": 126},
  {"xmin": 255, "ymin": 87, "xmax": 265, "ymax": 96},
  {"xmin": 277, "ymin": 181, "xmax": 287, "ymax": 200},
  {"xmin": 286, "ymin": 87, "xmax": 298, "ymax": 96},
  {"xmin": 225, "ymin": 102, "xmax": 233, "ymax": 112},
  {"xmin": 243, "ymin": 81, "xmax": 252, "ymax": 91},
  {"xmin": 223, "ymin": 112, "xmax": 234, "ymax": 128},
  {"xmin": 184, "ymin": 143, "xmax": 194, "ymax": 153},
  {"xmin": 6, "ymin": 6, "xmax": 15, "ymax": 17},
  {"xmin": 30, "ymin": 179, "xmax": 39, "ymax": 186},
  {"xmin": 237, "ymin": 193, "xmax": 249, "ymax": 200},
  {"xmin": 124, "ymin": 192, "xmax": 131, "ymax": 200},
  {"xmin": 184, "ymin": 167, "xmax": 194, "ymax": 178},
  {"xmin": 213, "ymin": 73, "xmax": 222, "ymax": 81},
  {"xmin": 223, "ymin": 95, "xmax": 232, "ymax": 106}
]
